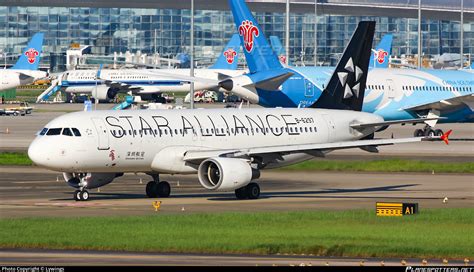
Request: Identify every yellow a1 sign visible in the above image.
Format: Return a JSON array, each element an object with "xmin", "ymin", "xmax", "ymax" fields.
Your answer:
[{"xmin": 376, "ymin": 202, "xmax": 418, "ymax": 216}]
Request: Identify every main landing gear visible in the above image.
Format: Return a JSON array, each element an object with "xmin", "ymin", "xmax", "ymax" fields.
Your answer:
[
  {"xmin": 146, "ymin": 174, "xmax": 171, "ymax": 198},
  {"xmin": 414, "ymin": 126, "xmax": 444, "ymax": 137},
  {"xmin": 235, "ymin": 183, "xmax": 260, "ymax": 200}
]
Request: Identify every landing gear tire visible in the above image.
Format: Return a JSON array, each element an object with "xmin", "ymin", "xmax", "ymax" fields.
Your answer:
[
  {"xmin": 246, "ymin": 183, "xmax": 260, "ymax": 199},
  {"xmin": 425, "ymin": 129, "xmax": 436, "ymax": 137},
  {"xmin": 235, "ymin": 187, "xmax": 248, "ymax": 200},
  {"xmin": 80, "ymin": 190, "xmax": 90, "ymax": 201},
  {"xmin": 414, "ymin": 129, "xmax": 424, "ymax": 137},
  {"xmin": 435, "ymin": 129, "xmax": 444, "ymax": 137},
  {"xmin": 235, "ymin": 183, "xmax": 260, "ymax": 200},
  {"xmin": 74, "ymin": 189, "xmax": 90, "ymax": 201},
  {"xmin": 146, "ymin": 181, "xmax": 171, "ymax": 198},
  {"xmin": 156, "ymin": 181, "xmax": 171, "ymax": 198},
  {"xmin": 146, "ymin": 181, "xmax": 158, "ymax": 198},
  {"xmin": 74, "ymin": 190, "xmax": 81, "ymax": 201}
]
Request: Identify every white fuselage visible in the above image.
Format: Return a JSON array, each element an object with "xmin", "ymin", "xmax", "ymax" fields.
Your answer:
[
  {"xmin": 62, "ymin": 68, "xmax": 246, "ymax": 94},
  {"xmin": 0, "ymin": 69, "xmax": 47, "ymax": 91},
  {"xmin": 28, "ymin": 108, "xmax": 381, "ymax": 174}
]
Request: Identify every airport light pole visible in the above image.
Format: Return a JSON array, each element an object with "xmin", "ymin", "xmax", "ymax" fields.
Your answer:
[
  {"xmin": 460, "ymin": 0, "xmax": 464, "ymax": 68},
  {"xmin": 190, "ymin": 0, "xmax": 195, "ymax": 109},
  {"xmin": 314, "ymin": 0, "xmax": 318, "ymax": 66},
  {"xmin": 286, "ymin": 0, "xmax": 290, "ymax": 65},
  {"xmin": 417, "ymin": 0, "xmax": 422, "ymax": 69}
]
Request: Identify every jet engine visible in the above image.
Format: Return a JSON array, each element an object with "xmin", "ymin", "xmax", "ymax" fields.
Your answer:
[
  {"xmin": 63, "ymin": 172, "xmax": 123, "ymax": 189},
  {"xmin": 91, "ymin": 86, "xmax": 119, "ymax": 100},
  {"xmin": 198, "ymin": 158, "xmax": 260, "ymax": 191}
]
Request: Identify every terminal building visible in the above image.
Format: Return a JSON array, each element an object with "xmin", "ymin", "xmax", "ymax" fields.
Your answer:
[{"xmin": 0, "ymin": 0, "xmax": 472, "ymax": 70}]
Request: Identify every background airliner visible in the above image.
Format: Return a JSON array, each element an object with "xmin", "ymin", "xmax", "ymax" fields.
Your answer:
[
  {"xmin": 225, "ymin": 0, "xmax": 473, "ymax": 137},
  {"xmin": 36, "ymin": 34, "xmax": 246, "ymax": 103},
  {"xmin": 0, "ymin": 33, "xmax": 46, "ymax": 92},
  {"xmin": 28, "ymin": 20, "xmax": 447, "ymax": 201}
]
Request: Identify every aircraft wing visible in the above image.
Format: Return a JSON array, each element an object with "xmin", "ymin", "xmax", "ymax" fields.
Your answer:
[
  {"xmin": 402, "ymin": 93, "xmax": 474, "ymax": 112},
  {"xmin": 349, "ymin": 117, "xmax": 445, "ymax": 129},
  {"xmin": 183, "ymin": 136, "xmax": 433, "ymax": 164}
]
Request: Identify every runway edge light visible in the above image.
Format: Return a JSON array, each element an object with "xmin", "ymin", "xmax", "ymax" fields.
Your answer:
[{"xmin": 376, "ymin": 202, "xmax": 418, "ymax": 216}]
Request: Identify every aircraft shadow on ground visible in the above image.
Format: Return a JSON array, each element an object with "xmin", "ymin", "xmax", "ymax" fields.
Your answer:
[{"xmin": 51, "ymin": 183, "xmax": 427, "ymax": 202}]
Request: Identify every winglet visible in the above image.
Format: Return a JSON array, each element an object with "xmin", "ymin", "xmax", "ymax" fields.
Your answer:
[{"xmin": 440, "ymin": 130, "xmax": 453, "ymax": 145}]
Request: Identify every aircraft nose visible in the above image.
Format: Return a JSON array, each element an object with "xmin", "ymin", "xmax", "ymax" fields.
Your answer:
[{"xmin": 28, "ymin": 140, "xmax": 46, "ymax": 167}]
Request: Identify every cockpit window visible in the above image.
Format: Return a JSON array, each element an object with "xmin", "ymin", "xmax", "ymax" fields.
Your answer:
[
  {"xmin": 72, "ymin": 128, "xmax": 81, "ymax": 137},
  {"xmin": 46, "ymin": 128, "xmax": 62, "ymax": 136},
  {"xmin": 62, "ymin": 128, "xmax": 73, "ymax": 137},
  {"xmin": 39, "ymin": 128, "xmax": 48, "ymax": 136}
]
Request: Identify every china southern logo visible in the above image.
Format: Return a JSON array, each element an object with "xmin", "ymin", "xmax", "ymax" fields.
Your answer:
[
  {"xmin": 109, "ymin": 150, "xmax": 116, "ymax": 161},
  {"xmin": 25, "ymin": 48, "xmax": 39, "ymax": 64},
  {"xmin": 279, "ymin": 55, "xmax": 287, "ymax": 64},
  {"xmin": 337, "ymin": 57, "xmax": 364, "ymax": 99},
  {"xmin": 224, "ymin": 49, "xmax": 237, "ymax": 64},
  {"xmin": 239, "ymin": 20, "xmax": 259, "ymax": 53},
  {"xmin": 375, "ymin": 49, "xmax": 388, "ymax": 64}
]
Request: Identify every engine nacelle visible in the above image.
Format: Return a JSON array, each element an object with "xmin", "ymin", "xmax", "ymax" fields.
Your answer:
[
  {"xmin": 198, "ymin": 157, "xmax": 259, "ymax": 191},
  {"xmin": 91, "ymin": 86, "xmax": 118, "ymax": 100},
  {"xmin": 63, "ymin": 172, "xmax": 122, "ymax": 189}
]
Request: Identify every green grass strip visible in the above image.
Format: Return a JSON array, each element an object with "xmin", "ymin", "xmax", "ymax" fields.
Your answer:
[
  {"xmin": 1, "ymin": 209, "xmax": 472, "ymax": 259},
  {"xmin": 281, "ymin": 159, "xmax": 474, "ymax": 173},
  {"xmin": 0, "ymin": 152, "xmax": 32, "ymax": 166}
]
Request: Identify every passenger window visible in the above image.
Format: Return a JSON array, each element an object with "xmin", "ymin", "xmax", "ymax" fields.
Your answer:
[
  {"xmin": 46, "ymin": 128, "xmax": 62, "ymax": 136},
  {"xmin": 62, "ymin": 128, "xmax": 73, "ymax": 137},
  {"xmin": 39, "ymin": 128, "xmax": 48, "ymax": 136}
]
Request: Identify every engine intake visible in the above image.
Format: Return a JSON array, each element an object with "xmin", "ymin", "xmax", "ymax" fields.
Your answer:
[{"xmin": 198, "ymin": 157, "xmax": 259, "ymax": 191}]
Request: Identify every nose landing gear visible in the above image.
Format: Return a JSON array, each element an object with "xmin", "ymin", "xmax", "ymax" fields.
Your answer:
[{"xmin": 74, "ymin": 189, "xmax": 90, "ymax": 201}]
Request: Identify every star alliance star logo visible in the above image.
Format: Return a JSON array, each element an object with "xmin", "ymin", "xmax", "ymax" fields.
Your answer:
[{"xmin": 337, "ymin": 57, "xmax": 364, "ymax": 99}]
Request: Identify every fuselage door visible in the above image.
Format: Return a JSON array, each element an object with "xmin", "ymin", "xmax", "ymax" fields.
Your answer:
[
  {"xmin": 91, "ymin": 117, "xmax": 110, "ymax": 150},
  {"xmin": 386, "ymin": 79, "xmax": 396, "ymax": 99}
]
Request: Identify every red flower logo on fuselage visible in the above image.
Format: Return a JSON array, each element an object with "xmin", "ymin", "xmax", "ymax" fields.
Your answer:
[
  {"xmin": 224, "ymin": 49, "xmax": 237, "ymax": 64},
  {"xmin": 239, "ymin": 20, "xmax": 260, "ymax": 53},
  {"xmin": 109, "ymin": 150, "xmax": 116, "ymax": 161},
  {"xmin": 25, "ymin": 48, "xmax": 39, "ymax": 64},
  {"xmin": 279, "ymin": 55, "xmax": 287, "ymax": 64}
]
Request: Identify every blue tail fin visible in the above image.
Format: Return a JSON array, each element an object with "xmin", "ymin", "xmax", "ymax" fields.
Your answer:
[
  {"xmin": 11, "ymin": 33, "xmax": 44, "ymax": 70},
  {"xmin": 211, "ymin": 34, "xmax": 241, "ymax": 70},
  {"xmin": 269, "ymin": 36, "xmax": 290, "ymax": 65},
  {"xmin": 229, "ymin": 0, "xmax": 282, "ymax": 74},
  {"xmin": 369, "ymin": 34, "xmax": 392, "ymax": 68}
]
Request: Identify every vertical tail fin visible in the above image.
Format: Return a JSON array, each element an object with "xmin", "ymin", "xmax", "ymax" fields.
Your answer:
[
  {"xmin": 210, "ymin": 34, "xmax": 241, "ymax": 70},
  {"xmin": 229, "ymin": 0, "xmax": 283, "ymax": 74},
  {"xmin": 11, "ymin": 33, "xmax": 44, "ymax": 71},
  {"xmin": 269, "ymin": 36, "xmax": 290, "ymax": 65},
  {"xmin": 369, "ymin": 34, "xmax": 393, "ymax": 68},
  {"xmin": 311, "ymin": 21, "xmax": 375, "ymax": 111}
]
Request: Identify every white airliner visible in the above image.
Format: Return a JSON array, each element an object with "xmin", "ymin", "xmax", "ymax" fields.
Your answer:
[
  {"xmin": 0, "ymin": 33, "xmax": 47, "ymax": 92},
  {"xmin": 28, "ymin": 21, "xmax": 448, "ymax": 201}
]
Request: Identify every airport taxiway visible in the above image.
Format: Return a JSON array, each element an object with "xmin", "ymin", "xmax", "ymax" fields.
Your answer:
[
  {"xmin": 1, "ymin": 166, "xmax": 472, "ymax": 218},
  {"xmin": 1, "ymin": 249, "xmax": 468, "ymax": 266}
]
